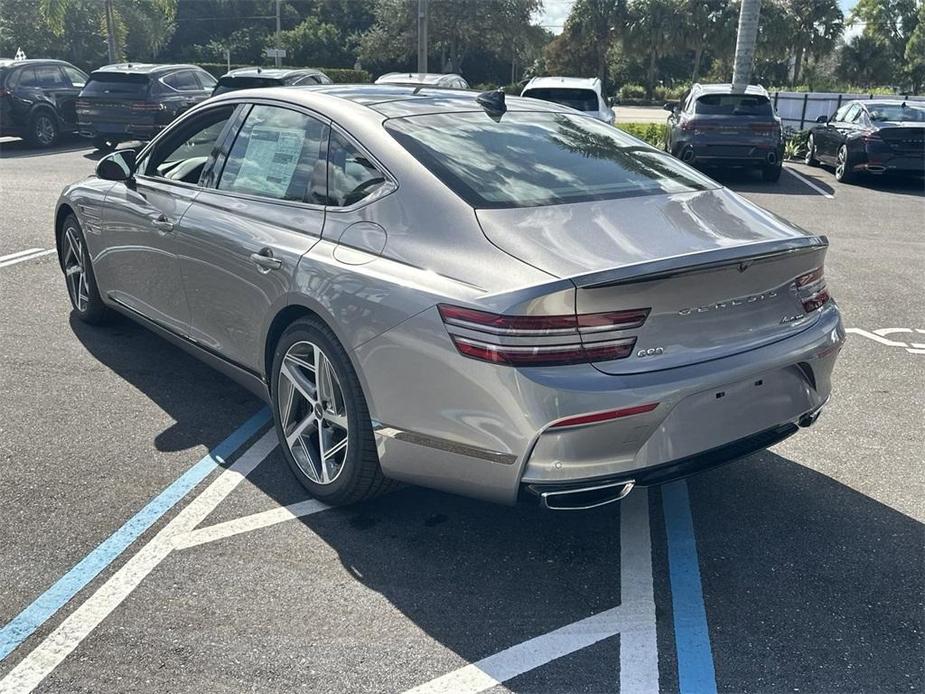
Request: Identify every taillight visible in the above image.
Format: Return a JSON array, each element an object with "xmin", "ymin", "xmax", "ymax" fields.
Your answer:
[
  {"xmin": 861, "ymin": 129, "xmax": 882, "ymax": 144},
  {"xmin": 437, "ymin": 304, "xmax": 649, "ymax": 367},
  {"xmin": 795, "ymin": 267, "xmax": 830, "ymax": 312}
]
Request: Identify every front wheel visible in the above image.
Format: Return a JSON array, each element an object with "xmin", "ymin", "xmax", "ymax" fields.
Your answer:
[
  {"xmin": 59, "ymin": 215, "xmax": 114, "ymax": 324},
  {"xmin": 270, "ymin": 317, "xmax": 395, "ymax": 505},
  {"xmin": 804, "ymin": 135, "xmax": 819, "ymax": 166},
  {"xmin": 834, "ymin": 144, "xmax": 854, "ymax": 183}
]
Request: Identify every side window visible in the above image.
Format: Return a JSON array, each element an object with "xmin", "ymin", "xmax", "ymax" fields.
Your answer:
[
  {"xmin": 195, "ymin": 71, "xmax": 217, "ymax": 90},
  {"xmin": 834, "ymin": 104, "xmax": 853, "ymax": 123},
  {"xmin": 327, "ymin": 131, "xmax": 388, "ymax": 207},
  {"xmin": 36, "ymin": 66, "xmax": 68, "ymax": 88},
  {"xmin": 62, "ymin": 65, "xmax": 87, "ymax": 88},
  {"xmin": 162, "ymin": 70, "xmax": 200, "ymax": 92},
  {"xmin": 218, "ymin": 104, "xmax": 328, "ymax": 203},
  {"xmin": 18, "ymin": 68, "xmax": 39, "ymax": 87},
  {"xmin": 292, "ymin": 74, "xmax": 320, "ymax": 86},
  {"xmin": 848, "ymin": 107, "xmax": 866, "ymax": 124},
  {"xmin": 143, "ymin": 105, "xmax": 235, "ymax": 184}
]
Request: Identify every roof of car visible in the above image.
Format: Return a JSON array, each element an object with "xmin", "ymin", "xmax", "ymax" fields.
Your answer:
[
  {"xmin": 210, "ymin": 84, "xmax": 572, "ymax": 119},
  {"xmin": 90, "ymin": 63, "xmax": 203, "ymax": 76},
  {"xmin": 222, "ymin": 67, "xmax": 326, "ymax": 79},
  {"xmin": 374, "ymin": 72, "xmax": 464, "ymax": 86},
  {"xmin": 692, "ymin": 83, "xmax": 769, "ymax": 97},
  {"xmin": 522, "ymin": 76, "xmax": 602, "ymax": 91},
  {"xmin": 0, "ymin": 58, "xmax": 75, "ymax": 69},
  {"xmin": 853, "ymin": 99, "xmax": 925, "ymax": 107}
]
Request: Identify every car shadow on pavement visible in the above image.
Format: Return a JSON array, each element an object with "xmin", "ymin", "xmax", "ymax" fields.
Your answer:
[
  {"xmin": 710, "ymin": 165, "xmax": 837, "ymax": 197},
  {"xmin": 68, "ymin": 312, "xmax": 260, "ymax": 455},
  {"xmin": 236, "ymin": 441, "xmax": 923, "ymax": 692},
  {"xmin": 0, "ymin": 137, "xmax": 92, "ymax": 159}
]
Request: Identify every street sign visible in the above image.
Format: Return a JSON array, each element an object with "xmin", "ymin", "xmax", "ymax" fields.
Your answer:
[{"xmin": 264, "ymin": 48, "xmax": 286, "ymax": 59}]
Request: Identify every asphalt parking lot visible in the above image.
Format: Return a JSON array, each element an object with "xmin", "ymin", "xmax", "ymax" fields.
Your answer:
[{"xmin": 0, "ymin": 135, "xmax": 922, "ymax": 693}]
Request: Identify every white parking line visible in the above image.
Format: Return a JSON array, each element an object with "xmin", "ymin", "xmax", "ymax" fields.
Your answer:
[
  {"xmin": 784, "ymin": 167, "xmax": 834, "ymax": 199},
  {"xmin": 0, "ymin": 249, "xmax": 55, "ymax": 269},
  {"xmin": 0, "ymin": 431, "xmax": 278, "ymax": 694},
  {"xmin": 403, "ymin": 489, "xmax": 659, "ymax": 694}
]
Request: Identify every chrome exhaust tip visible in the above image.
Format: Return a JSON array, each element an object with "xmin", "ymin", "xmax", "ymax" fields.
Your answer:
[
  {"xmin": 867, "ymin": 165, "xmax": 886, "ymax": 173},
  {"xmin": 766, "ymin": 151, "xmax": 778, "ymax": 165},
  {"xmin": 538, "ymin": 480, "xmax": 635, "ymax": 511}
]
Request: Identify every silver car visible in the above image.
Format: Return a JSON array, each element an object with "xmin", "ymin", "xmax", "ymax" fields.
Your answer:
[{"xmin": 55, "ymin": 85, "xmax": 845, "ymax": 510}]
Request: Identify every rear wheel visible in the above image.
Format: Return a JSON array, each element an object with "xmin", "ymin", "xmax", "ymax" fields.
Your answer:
[
  {"xmin": 762, "ymin": 162, "xmax": 783, "ymax": 182},
  {"xmin": 804, "ymin": 135, "xmax": 819, "ymax": 166},
  {"xmin": 59, "ymin": 215, "xmax": 113, "ymax": 324},
  {"xmin": 834, "ymin": 144, "xmax": 854, "ymax": 183},
  {"xmin": 27, "ymin": 111, "xmax": 59, "ymax": 148},
  {"xmin": 270, "ymin": 317, "xmax": 394, "ymax": 505}
]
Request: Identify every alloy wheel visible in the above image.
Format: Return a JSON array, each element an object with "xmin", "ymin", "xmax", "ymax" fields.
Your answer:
[
  {"xmin": 804, "ymin": 136, "xmax": 815, "ymax": 165},
  {"xmin": 63, "ymin": 225, "xmax": 89, "ymax": 312},
  {"xmin": 835, "ymin": 146, "xmax": 847, "ymax": 179},
  {"xmin": 277, "ymin": 340, "xmax": 349, "ymax": 485},
  {"xmin": 35, "ymin": 115, "xmax": 56, "ymax": 146}
]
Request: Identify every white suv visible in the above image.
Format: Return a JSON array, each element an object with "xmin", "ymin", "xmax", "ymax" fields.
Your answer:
[{"xmin": 521, "ymin": 76, "xmax": 614, "ymax": 124}]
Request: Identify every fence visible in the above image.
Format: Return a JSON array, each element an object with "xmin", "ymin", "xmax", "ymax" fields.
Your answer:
[{"xmin": 772, "ymin": 91, "xmax": 925, "ymax": 130}]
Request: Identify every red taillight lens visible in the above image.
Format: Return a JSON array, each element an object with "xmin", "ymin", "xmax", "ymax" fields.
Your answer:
[
  {"xmin": 438, "ymin": 304, "xmax": 649, "ymax": 367},
  {"xmin": 861, "ymin": 129, "xmax": 882, "ymax": 143},
  {"xmin": 550, "ymin": 402, "xmax": 659, "ymax": 429},
  {"xmin": 795, "ymin": 267, "xmax": 831, "ymax": 313}
]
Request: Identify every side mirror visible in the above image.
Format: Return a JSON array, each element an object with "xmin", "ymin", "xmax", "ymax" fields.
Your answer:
[
  {"xmin": 96, "ymin": 149, "xmax": 137, "ymax": 182},
  {"xmin": 663, "ymin": 101, "xmax": 678, "ymax": 112},
  {"xmin": 816, "ymin": 115, "xmax": 828, "ymax": 123},
  {"xmin": 607, "ymin": 96, "xmax": 617, "ymax": 107}
]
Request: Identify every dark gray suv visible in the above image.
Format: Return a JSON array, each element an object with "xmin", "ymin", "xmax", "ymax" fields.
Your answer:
[{"xmin": 664, "ymin": 83, "xmax": 784, "ymax": 181}]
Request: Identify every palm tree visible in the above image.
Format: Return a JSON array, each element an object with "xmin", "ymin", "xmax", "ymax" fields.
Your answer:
[
  {"xmin": 732, "ymin": 0, "xmax": 762, "ymax": 90},
  {"xmin": 680, "ymin": 0, "xmax": 736, "ymax": 83},
  {"xmin": 785, "ymin": 0, "xmax": 843, "ymax": 85},
  {"xmin": 625, "ymin": 0, "xmax": 682, "ymax": 98}
]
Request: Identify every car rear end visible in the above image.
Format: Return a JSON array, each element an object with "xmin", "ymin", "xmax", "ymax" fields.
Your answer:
[
  {"xmin": 211, "ymin": 74, "xmax": 286, "ymax": 96},
  {"xmin": 77, "ymin": 71, "xmax": 164, "ymax": 142},
  {"xmin": 360, "ymin": 107, "xmax": 843, "ymax": 508},
  {"xmin": 862, "ymin": 125, "xmax": 925, "ymax": 176},
  {"xmin": 521, "ymin": 86, "xmax": 611, "ymax": 123},
  {"xmin": 677, "ymin": 93, "xmax": 783, "ymax": 169}
]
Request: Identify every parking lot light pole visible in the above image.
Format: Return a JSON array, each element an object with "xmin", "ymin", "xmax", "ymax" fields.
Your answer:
[
  {"xmin": 275, "ymin": 0, "xmax": 282, "ymax": 68},
  {"xmin": 417, "ymin": 0, "xmax": 428, "ymax": 74},
  {"xmin": 732, "ymin": 0, "xmax": 761, "ymax": 92}
]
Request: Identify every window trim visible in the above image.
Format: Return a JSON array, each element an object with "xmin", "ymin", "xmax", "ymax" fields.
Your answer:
[
  {"xmin": 325, "ymin": 121, "xmax": 397, "ymax": 213},
  {"xmin": 159, "ymin": 69, "xmax": 203, "ymax": 93}
]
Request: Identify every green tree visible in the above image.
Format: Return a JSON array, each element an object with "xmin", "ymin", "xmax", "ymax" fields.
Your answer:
[
  {"xmin": 905, "ymin": 2, "xmax": 925, "ymax": 91},
  {"xmin": 0, "ymin": 0, "xmax": 106, "ymax": 69},
  {"xmin": 851, "ymin": 0, "xmax": 920, "ymax": 67},
  {"xmin": 837, "ymin": 34, "xmax": 894, "ymax": 87},
  {"xmin": 784, "ymin": 0, "xmax": 844, "ymax": 85},
  {"xmin": 680, "ymin": 0, "xmax": 736, "ymax": 83},
  {"xmin": 544, "ymin": 0, "xmax": 625, "ymax": 91},
  {"xmin": 625, "ymin": 0, "xmax": 682, "ymax": 98}
]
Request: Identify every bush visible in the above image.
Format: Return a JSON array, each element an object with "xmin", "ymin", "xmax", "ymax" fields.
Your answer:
[
  {"xmin": 618, "ymin": 83, "xmax": 646, "ymax": 100},
  {"xmin": 783, "ymin": 126, "xmax": 810, "ymax": 160},
  {"xmin": 617, "ymin": 122, "xmax": 668, "ymax": 149},
  {"xmin": 196, "ymin": 63, "xmax": 371, "ymax": 83}
]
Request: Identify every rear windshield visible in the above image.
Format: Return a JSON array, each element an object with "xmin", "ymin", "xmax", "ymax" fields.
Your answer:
[
  {"xmin": 866, "ymin": 103, "xmax": 925, "ymax": 122},
  {"xmin": 82, "ymin": 73, "xmax": 149, "ymax": 99},
  {"xmin": 695, "ymin": 94, "xmax": 772, "ymax": 116},
  {"xmin": 213, "ymin": 75, "xmax": 286, "ymax": 95},
  {"xmin": 523, "ymin": 88, "xmax": 599, "ymax": 112},
  {"xmin": 386, "ymin": 111, "xmax": 717, "ymax": 209}
]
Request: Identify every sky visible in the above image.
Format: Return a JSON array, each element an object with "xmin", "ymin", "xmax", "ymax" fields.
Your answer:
[{"xmin": 537, "ymin": 0, "xmax": 861, "ymax": 36}]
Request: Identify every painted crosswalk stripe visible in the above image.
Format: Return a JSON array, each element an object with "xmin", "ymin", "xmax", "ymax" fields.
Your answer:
[{"xmin": 0, "ymin": 249, "xmax": 56, "ymax": 269}]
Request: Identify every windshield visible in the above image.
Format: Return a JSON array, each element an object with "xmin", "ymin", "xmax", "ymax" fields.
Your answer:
[
  {"xmin": 695, "ymin": 94, "xmax": 772, "ymax": 116},
  {"xmin": 867, "ymin": 103, "xmax": 925, "ymax": 123},
  {"xmin": 523, "ymin": 88, "xmax": 599, "ymax": 112},
  {"xmin": 386, "ymin": 111, "xmax": 717, "ymax": 209},
  {"xmin": 82, "ymin": 73, "xmax": 149, "ymax": 99},
  {"xmin": 213, "ymin": 75, "xmax": 286, "ymax": 95}
]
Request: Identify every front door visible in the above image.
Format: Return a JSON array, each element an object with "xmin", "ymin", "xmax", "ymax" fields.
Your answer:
[
  {"xmin": 96, "ymin": 105, "xmax": 237, "ymax": 335},
  {"xmin": 176, "ymin": 103, "xmax": 329, "ymax": 374}
]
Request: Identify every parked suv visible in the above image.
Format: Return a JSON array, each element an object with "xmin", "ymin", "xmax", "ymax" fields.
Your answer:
[
  {"xmin": 521, "ymin": 77, "xmax": 614, "ymax": 124},
  {"xmin": 76, "ymin": 63, "xmax": 217, "ymax": 150},
  {"xmin": 665, "ymin": 83, "xmax": 784, "ymax": 181},
  {"xmin": 0, "ymin": 58, "xmax": 88, "ymax": 147},
  {"xmin": 212, "ymin": 67, "xmax": 332, "ymax": 96}
]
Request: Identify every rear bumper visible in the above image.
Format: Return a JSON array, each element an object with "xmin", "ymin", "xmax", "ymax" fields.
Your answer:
[
  {"xmin": 357, "ymin": 302, "xmax": 845, "ymax": 505},
  {"xmin": 78, "ymin": 121, "xmax": 161, "ymax": 140}
]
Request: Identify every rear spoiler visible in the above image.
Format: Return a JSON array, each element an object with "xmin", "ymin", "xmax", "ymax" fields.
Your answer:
[{"xmin": 571, "ymin": 236, "xmax": 828, "ymax": 289}]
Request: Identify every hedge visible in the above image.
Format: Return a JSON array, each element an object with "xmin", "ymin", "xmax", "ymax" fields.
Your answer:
[
  {"xmin": 196, "ymin": 63, "xmax": 371, "ymax": 83},
  {"xmin": 616, "ymin": 122, "xmax": 668, "ymax": 149}
]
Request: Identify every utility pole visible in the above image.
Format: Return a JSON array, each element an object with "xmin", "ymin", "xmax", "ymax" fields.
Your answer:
[
  {"xmin": 104, "ymin": 0, "xmax": 118, "ymax": 64},
  {"xmin": 275, "ymin": 0, "xmax": 282, "ymax": 68},
  {"xmin": 417, "ymin": 0, "xmax": 428, "ymax": 74},
  {"xmin": 731, "ymin": 0, "xmax": 761, "ymax": 92}
]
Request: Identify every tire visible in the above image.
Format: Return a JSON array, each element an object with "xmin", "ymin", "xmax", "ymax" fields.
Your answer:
[
  {"xmin": 270, "ymin": 317, "xmax": 395, "ymax": 505},
  {"xmin": 27, "ymin": 110, "xmax": 59, "ymax": 148},
  {"xmin": 93, "ymin": 136, "xmax": 114, "ymax": 152},
  {"xmin": 804, "ymin": 134, "xmax": 819, "ymax": 166},
  {"xmin": 59, "ymin": 215, "xmax": 113, "ymax": 324},
  {"xmin": 834, "ymin": 144, "xmax": 854, "ymax": 183},
  {"xmin": 762, "ymin": 162, "xmax": 783, "ymax": 182}
]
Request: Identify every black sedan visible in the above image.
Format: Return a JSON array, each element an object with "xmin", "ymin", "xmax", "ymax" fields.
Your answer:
[
  {"xmin": 805, "ymin": 100, "xmax": 925, "ymax": 183},
  {"xmin": 211, "ymin": 67, "xmax": 332, "ymax": 96}
]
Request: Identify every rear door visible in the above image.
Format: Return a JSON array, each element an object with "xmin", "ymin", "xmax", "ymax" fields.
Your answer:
[
  {"xmin": 58, "ymin": 64, "xmax": 87, "ymax": 126},
  {"xmin": 96, "ymin": 104, "xmax": 238, "ymax": 335},
  {"xmin": 176, "ymin": 102, "xmax": 329, "ymax": 373}
]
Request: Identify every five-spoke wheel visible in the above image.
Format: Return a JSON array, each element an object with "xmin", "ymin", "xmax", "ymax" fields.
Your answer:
[{"xmin": 59, "ymin": 215, "xmax": 111, "ymax": 324}]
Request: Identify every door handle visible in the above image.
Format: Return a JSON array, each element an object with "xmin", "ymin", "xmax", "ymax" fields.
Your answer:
[
  {"xmin": 152, "ymin": 215, "xmax": 175, "ymax": 232},
  {"xmin": 249, "ymin": 250, "xmax": 282, "ymax": 272}
]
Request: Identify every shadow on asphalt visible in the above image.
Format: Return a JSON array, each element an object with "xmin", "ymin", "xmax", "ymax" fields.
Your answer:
[
  {"xmin": 0, "ymin": 136, "xmax": 92, "ymax": 159},
  {"xmin": 67, "ymin": 303, "xmax": 923, "ymax": 692},
  {"xmin": 707, "ymin": 164, "xmax": 835, "ymax": 196}
]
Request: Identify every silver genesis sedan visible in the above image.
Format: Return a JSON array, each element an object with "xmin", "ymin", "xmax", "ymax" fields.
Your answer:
[{"xmin": 55, "ymin": 85, "xmax": 845, "ymax": 510}]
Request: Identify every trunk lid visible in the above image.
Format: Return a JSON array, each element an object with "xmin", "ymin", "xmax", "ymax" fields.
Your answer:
[{"xmin": 475, "ymin": 188, "xmax": 828, "ymax": 374}]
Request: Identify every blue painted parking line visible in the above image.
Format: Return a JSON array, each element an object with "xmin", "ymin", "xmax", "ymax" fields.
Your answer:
[
  {"xmin": 662, "ymin": 479, "xmax": 718, "ymax": 694},
  {"xmin": 0, "ymin": 407, "xmax": 270, "ymax": 662}
]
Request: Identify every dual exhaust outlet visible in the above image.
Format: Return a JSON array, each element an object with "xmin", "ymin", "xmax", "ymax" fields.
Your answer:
[{"xmin": 679, "ymin": 148, "xmax": 778, "ymax": 165}]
